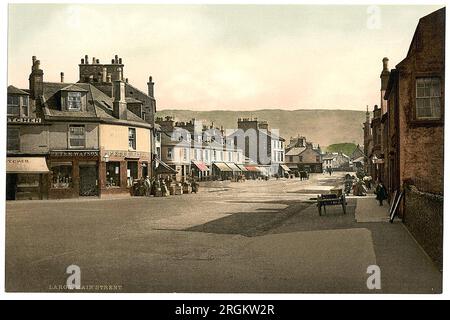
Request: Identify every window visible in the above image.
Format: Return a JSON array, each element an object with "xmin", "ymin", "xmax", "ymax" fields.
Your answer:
[
  {"xmin": 167, "ymin": 147, "xmax": 173, "ymax": 160},
  {"xmin": 106, "ymin": 162, "xmax": 120, "ymax": 187},
  {"xmin": 7, "ymin": 95, "xmax": 20, "ymax": 116},
  {"xmin": 416, "ymin": 77, "xmax": 441, "ymax": 120},
  {"xmin": 316, "ymin": 156, "xmax": 321, "ymax": 162},
  {"xmin": 205, "ymin": 150, "xmax": 209, "ymax": 161},
  {"xmin": 7, "ymin": 127, "xmax": 20, "ymax": 151},
  {"xmin": 67, "ymin": 92, "xmax": 82, "ymax": 111},
  {"xmin": 183, "ymin": 148, "xmax": 188, "ymax": 161},
  {"xmin": 22, "ymin": 96, "xmax": 29, "ymax": 117},
  {"xmin": 51, "ymin": 164, "xmax": 73, "ymax": 189},
  {"xmin": 213, "ymin": 150, "xmax": 217, "ymax": 161},
  {"xmin": 299, "ymin": 156, "xmax": 303, "ymax": 162},
  {"xmin": 128, "ymin": 128, "xmax": 136, "ymax": 150},
  {"xmin": 69, "ymin": 125, "xmax": 86, "ymax": 148}
]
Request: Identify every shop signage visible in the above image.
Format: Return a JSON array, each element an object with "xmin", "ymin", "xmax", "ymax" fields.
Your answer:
[
  {"xmin": 7, "ymin": 117, "xmax": 42, "ymax": 124},
  {"xmin": 104, "ymin": 150, "xmax": 150, "ymax": 159},
  {"xmin": 50, "ymin": 150, "xmax": 99, "ymax": 157}
]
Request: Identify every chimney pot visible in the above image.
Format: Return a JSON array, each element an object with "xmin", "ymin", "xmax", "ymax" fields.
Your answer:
[
  {"xmin": 60, "ymin": 72, "xmax": 64, "ymax": 83},
  {"xmin": 119, "ymin": 58, "xmax": 122, "ymax": 64},
  {"xmin": 111, "ymin": 59, "xmax": 115, "ymax": 64},
  {"xmin": 81, "ymin": 58, "xmax": 84, "ymax": 64},
  {"xmin": 85, "ymin": 55, "xmax": 89, "ymax": 64},
  {"xmin": 92, "ymin": 57, "xmax": 96, "ymax": 64},
  {"xmin": 115, "ymin": 55, "xmax": 118, "ymax": 64}
]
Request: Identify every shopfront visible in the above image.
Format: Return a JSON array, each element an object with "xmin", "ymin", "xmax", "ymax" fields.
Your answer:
[
  {"xmin": 48, "ymin": 150, "xmax": 100, "ymax": 199},
  {"xmin": 6, "ymin": 157, "xmax": 49, "ymax": 200},
  {"xmin": 99, "ymin": 150, "xmax": 151, "ymax": 197}
]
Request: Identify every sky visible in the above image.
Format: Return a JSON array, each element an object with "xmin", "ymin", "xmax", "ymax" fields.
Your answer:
[{"xmin": 7, "ymin": 4, "xmax": 443, "ymax": 111}]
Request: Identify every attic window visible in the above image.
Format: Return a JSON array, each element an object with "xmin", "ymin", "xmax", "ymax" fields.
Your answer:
[{"xmin": 67, "ymin": 92, "xmax": 82, "ymax": 111}]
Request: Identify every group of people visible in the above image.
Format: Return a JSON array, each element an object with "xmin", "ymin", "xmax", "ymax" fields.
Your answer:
[
  {"xmin": 132, "ymin": 176, "xmax": 200, "ymax": 197},
  {"xmin": 347, "ymin": 174, "xmax": 388, "ymax": 206}
]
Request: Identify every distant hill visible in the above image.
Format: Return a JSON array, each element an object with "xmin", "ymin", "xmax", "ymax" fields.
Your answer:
[
  {"xmin": 156, "ymin": 109, "xmax": 365, "ymax": 147},
  {"xmin": 323, "ymin": 143, "xmax": 358, "ymax": 156}
]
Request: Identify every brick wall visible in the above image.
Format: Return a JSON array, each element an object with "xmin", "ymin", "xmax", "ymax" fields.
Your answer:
[{"xmin": 404, "ymin": 185, "xmax": 443, "ymax": 270}]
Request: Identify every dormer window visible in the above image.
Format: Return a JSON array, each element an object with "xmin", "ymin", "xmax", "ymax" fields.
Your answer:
[{"xmin": 67, "ymin": 92, "xmax": 82, "ymax": 111}]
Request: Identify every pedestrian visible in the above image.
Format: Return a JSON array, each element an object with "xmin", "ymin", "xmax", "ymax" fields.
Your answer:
[
  {"xmin": 144, "ymin": 176, "xmax": 151, "ymax": 196},
  {"xmin": 375, "ymin": 182, "xmax": 388, "ymax": 206}
]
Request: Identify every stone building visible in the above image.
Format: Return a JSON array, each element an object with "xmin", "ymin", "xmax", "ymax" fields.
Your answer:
[
  {"xmin": 234, "ymin": 118, "xmax": 286, "ymax": 177},
  {"xmin": 384, "ymin": 8, "xmax": 445, "ymax": 267},
  {"xmin": 155, "ymin": 117, "xmax": 244, "ymax": 181},
  {"xmin": 322, "ymin": 152, "xmax": 350, "ymax": 171},
  {"xmin": 285, "ymin": 136, "xmax": 322, "ymax": 173},
  {"xmin": 6, "ymin": 55, "xmax": 156, "ymax": 200}
]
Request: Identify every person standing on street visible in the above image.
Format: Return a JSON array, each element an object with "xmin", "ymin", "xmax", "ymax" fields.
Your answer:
[{"xmin": 375, "ymin": 182, "xmax": 388, "ymax": 206}]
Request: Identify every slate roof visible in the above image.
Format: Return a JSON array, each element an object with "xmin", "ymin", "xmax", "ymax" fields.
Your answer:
[
  {"xmin": 285, "ymin": 146, "xmax": 307, "ymax": 156},
  {"xmin": 41, "ymin": 82, "xmax": 150, "ymax": 127},
  {"xmin": 7, "ymin": 85, "xmax": 29, "ymax": 95}
]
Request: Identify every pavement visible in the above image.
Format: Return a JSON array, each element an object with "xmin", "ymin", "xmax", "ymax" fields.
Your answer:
[
  {"xmin": 5, "ymin": 172, "xmax": 442, "ymax": 293},
  {"xmin": 355, "ymin": 195, "xmax": 390, "ymax": 223}
]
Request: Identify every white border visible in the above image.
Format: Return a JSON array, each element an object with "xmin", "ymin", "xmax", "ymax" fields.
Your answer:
[{"xmin": 1, "ymin": 0, "xmax": 449, "ymax": 301}]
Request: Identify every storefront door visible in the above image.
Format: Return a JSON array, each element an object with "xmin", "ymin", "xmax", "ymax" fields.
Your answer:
[{"xmin": 79, "ymin": 165, "xmax": 98, "ymax": 196}]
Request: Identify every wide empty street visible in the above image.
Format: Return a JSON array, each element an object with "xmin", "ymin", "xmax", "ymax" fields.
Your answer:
[{"xmin": 6, "ymin": 172, "xmax": 442, "ymax": 293}]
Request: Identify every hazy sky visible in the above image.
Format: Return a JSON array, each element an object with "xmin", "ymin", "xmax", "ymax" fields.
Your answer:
[{"xmin": 8, "ymin": 4, "xmax": 443, "ymax": 111}]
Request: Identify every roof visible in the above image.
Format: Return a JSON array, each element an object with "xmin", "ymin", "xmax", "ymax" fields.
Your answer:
[
  {"xmin": 125, "ymin": 97, "xmax": 143, "ymax": 104},
  {"xmin": 41, "ymin": 82, "xmax": 150, "ymax": 127},
  {"xmin": 285, "ymin": 147, "xmax": 307, "ymax": 156},
  {"xmin": 7, "ymin": 85, "xmax": 29, "ymax": 95}
]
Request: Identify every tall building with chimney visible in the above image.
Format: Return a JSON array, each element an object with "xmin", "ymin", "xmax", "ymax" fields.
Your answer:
[{"xmin": 6, "ymin": 55, "xmax": 157, "ymax": 200}]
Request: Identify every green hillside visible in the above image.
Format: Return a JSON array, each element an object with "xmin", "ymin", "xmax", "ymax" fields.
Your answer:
[
  {"xmin": 323, "ymin": 143, "xmax": 358, "ymax": 156},
  {"xmin": 156, "ymin": 109, "xmax": 365, "ymax": 146}
]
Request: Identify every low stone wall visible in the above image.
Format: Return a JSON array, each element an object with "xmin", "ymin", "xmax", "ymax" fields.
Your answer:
[{"xmin": 403, "ymin": 185, "xmax": 443, "ymax": 270}]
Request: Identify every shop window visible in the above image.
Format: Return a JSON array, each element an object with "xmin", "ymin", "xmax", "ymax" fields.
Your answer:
[
  {"xmin": 106, "ymin": 162, "xmax": 121, "ymax": 187},
  {"xmin": 416, "ymin": 77, "xmax": 441, "ymax": 120},
  {"xmin": 7, "ymin": 95, "xmax": 20, "ymax": 116},
  {"xmin": 69, "ymin": 125, "xmax": 86, "ymax": 148},
  {"xmin": 127, "ymin": 161, "xmax": 138, "ymax": 187},
  {"xmin": 128, "ymin": 128, "xmax": 136, "ymax": 150},
  {"xmin": 51, "ymin": 164, "xmax": 73, "ymax": 189},
  {"xmin": 7, "ymin": 127, "xmax": 20, "ymax": 151}
]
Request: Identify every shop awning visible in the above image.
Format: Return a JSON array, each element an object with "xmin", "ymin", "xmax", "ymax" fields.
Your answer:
[
  {"xmin": 226, "ymin": 163, "xmax": 242, "ymax": 172},
  {"xmin": 213, "ymin": 162, "xmax": 233, "ymax": 172},
  {"xmin": 244, "ymin": 165, "xmax": 260, "ymax": 172},
  {"xmin": 6, "ymin": 157, "xmax": 49, "ymax": 173},
  {"xmin": 192, "ymin": 161, "xmax": 209, "ymax": 172},
  {"xmin": 237, "ymin": 164, "xmax": 248, "ymax": 172},
  {"xmin": 155, "ymin": 158, "xmax": 177, "ymax": 174},
  {"xmin": 257, "ymin": 166, "xmax": 270, "ymax": 176},
  {"xmin": 280, "ymin": 164, "xmax": 291, "ymax": 172}
]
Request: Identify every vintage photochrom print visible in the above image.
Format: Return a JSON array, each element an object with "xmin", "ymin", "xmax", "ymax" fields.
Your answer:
[{"xmin": 3, "ymin": 2, "xmax": 445, "ymax": 296}]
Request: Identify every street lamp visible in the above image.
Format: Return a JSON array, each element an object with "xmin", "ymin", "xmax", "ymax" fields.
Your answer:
[{"xmin": 103, "ymin": 153, "xmax": 110, "ymax": 163}]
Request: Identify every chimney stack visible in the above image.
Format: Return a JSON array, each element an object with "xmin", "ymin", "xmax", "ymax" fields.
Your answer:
[
  {"xmin": 60, "ymin": 72, "xmax": 64, "ymax": 83},
  {"xmin": 119, "ymin": 58, "xmax": 122, "ymax": 64},
  {"xmin": 115, "ymin": 55, "xmax": 119, "ymax": 64},
  {"xmin": 85, "ymin": 55, "xmax": 89, "ymax": 64},
  {"xmin": 113, "ymin": 80, "xmax": 127, "ymax": 120},
  {"xmin": 147, "ymin": 76, "xmax": 154, "ymax": 97},
  {"xmin": 102, "ymin": 67, "xmax": 107, "ymax": 83},
  {"xmin": 29, "ymin": 56, "xmax": 44, "ymax": 100},
  {"xmin": 81, "ymin": 58, "xmax": 84, "ymax": 64},
  {"xmin": 96, "ymin": 59, "xmax": 100, "ymax": 64},
  {"xmin": 382, "ymin": 57, "xmax": 389, "ymax": 71}
]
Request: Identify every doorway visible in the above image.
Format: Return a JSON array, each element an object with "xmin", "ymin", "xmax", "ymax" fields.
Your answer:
[{"xmin": 79, "ymin": 165, "xmax": 98, "ymax": 196}]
